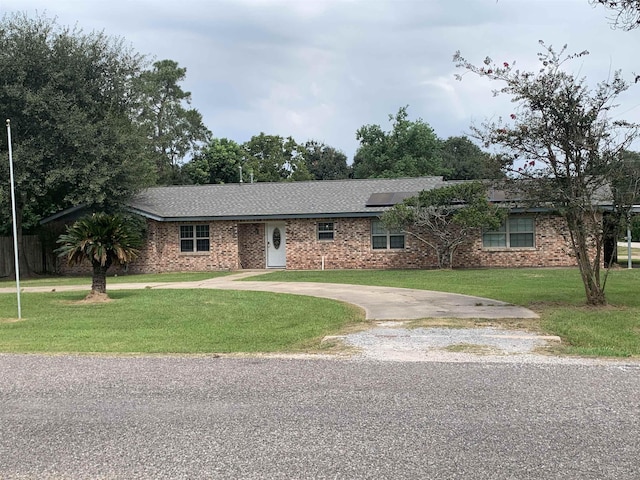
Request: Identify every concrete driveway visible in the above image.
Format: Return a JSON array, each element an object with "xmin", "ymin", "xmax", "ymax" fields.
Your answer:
[{"xmin": 2, "ymin": 270, "xmax": 537, "ymax": 320}]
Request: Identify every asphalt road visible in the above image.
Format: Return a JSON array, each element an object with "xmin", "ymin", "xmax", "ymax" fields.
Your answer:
[{"xmin": 1, "ymin": 355, "xmax": 639, "ymax": 479}]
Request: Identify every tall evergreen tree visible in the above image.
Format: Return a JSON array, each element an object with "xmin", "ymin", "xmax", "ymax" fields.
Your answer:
[{"xmin": 136, "ymin": 59, "xmax": 211, "ymax": 184}]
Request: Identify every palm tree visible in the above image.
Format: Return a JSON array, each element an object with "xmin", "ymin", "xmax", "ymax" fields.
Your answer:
[{"xmin": 56, "ymin": 213, "xmax": 143, "ymax": 296}]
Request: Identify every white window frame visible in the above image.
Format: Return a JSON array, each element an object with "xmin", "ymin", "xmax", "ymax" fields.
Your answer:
[
  {"xmin": 483, "ymin": 217, "xmax": 535, "ymax": 249},
  {"xmin": 371, "ymin": 219, "xmax": 405, "ymax": 250},
  {"xmin": 317, "ymin": 222, "xmax": 335, "ymax": 241},
  {"xmin": 180, "ymin": 224, "xmax": 210, "ymax": 253}
]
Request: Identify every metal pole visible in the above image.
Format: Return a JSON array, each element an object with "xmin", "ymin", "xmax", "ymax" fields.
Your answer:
[
  {"xmin": 628, "ymin": 220, "xmax": 633, "ymax": 270},
  {"xmin": 6, "ymin": 119, "xmax": 21, "ymax": 319}
]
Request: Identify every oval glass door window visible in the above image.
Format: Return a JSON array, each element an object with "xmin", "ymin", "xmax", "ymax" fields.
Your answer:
[{"xmin": 272, "ymin": 228, "xmax": 281, "ymax": 249}]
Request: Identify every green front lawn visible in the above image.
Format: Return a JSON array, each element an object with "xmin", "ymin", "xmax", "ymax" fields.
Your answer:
[
  {"xmin": 2, "ymin": 268, "xmax": 638, "ymax": 358},
  {"xmin": 0, "ymin": 289, "xmax": 363, "ymax": 353},
  {"xmin": 253, "ymin": 268, "xmax": 640, "ymax": 357}
]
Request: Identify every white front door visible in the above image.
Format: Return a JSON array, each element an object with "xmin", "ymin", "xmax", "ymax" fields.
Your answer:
[{"xmin": 266, "ymin": 222, "xmax": 286, "ymax": 268}]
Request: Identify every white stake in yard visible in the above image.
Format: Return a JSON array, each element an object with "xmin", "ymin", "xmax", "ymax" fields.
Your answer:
[{"xmin": 6, "ymin": 119, "xmax": 21, "ymax": 319}]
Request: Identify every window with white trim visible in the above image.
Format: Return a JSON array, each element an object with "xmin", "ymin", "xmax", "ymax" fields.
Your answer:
[
  {"xmin": 317, "ymin": 222, "xmax": 335, "ymax": 241},
  {"xmin": 483, "ymin": 217, "xmax": 534, "ymax": 248},
  {"xmin": 372, "ymin": 219, "xmax": 405, "ymax": 250},
  {"xmin": 180, "ymin": 225, "xmax": 210, "ymax": 252}
]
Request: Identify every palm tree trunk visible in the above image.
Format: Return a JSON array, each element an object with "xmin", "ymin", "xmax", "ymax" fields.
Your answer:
[{"xmin": 91, "ymin": 263, "xmax": 108, "ymax": 294}]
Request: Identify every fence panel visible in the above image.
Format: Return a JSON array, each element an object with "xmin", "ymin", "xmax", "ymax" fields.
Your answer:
[{"xmin": 0, "ymin": 235, "xmax": 54, "ymax": 277}]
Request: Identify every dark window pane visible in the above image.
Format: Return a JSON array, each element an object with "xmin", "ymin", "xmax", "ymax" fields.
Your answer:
[
  {"xmin": 483, "ymin": 233, "xmax": 506, "ymax": 247},
  {"xmin": 196, "ymin": 239, "xmax": 210, "ymax": 252},
  {"xmin": 389, "ymin": 235, "xmax": 405, "ymax": 249},
  {"xmin": 372, "ymin": 236, "xmax": 387, "ymax": 249},
  {"xmin": 181, "ymin": 239, "xmax": 194, "ymax": 252},
  {"xmin": 371, "ymin": 220, "xmax": 387, "ymax": 235},
  {"xmin": 196, "ymin": 225, "xmax": 209, "ymax": 238},
  {"xmin": 180, "ymin": 225, "xmax": 193, "ymax": 239},
  {"xmin": 509, "ymin": 218, "xmax": 533, "ymax": 233},
  {"xmin": 318, "ymin": 222, "xmax": 334, "ymax": 240},
  {"xmin": 510, "ymin": 233, "xmax": 534, "ymax": 247}
]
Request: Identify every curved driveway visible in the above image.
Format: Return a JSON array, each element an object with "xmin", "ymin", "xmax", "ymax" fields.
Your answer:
[{"xmin": 1, "ymin": 271, "xmax": 538, "ymax": 320}]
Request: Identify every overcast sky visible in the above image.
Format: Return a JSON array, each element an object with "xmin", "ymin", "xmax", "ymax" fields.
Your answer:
[{"xmin": 2, "ymin": 0, "xmax": 640, "ymax": 160}]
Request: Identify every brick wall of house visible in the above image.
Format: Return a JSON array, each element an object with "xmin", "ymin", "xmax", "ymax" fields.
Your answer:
[
  {"xmin": 285, "ymin": 218, "xmax": 438, "ymax": 270},
  {"xmin": 57, "ymin": 213, "xmax": 579, "ymax": 275},
  {"xmin": 455, "ymin": 215, "xmax": 576, "ymax": 268},
  {"xmin": 286, "ymin": 215, "xmax": 577, "ymax": 270},
  {"xmin": 126, "ymin": 219, "xmax": 239, "ymax": 273},
  {"xmin": 238, "ymin": 223, "xmax": 265, "ymax": 269}
]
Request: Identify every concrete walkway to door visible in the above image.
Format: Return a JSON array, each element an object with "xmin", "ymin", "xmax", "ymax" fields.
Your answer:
[{"xmin": 2, "ymin": 271, "xmax": 538, "ymax": 320}]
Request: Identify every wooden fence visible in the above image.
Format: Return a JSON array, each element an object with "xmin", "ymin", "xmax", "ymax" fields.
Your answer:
[{"xmin": 0, "ymin": 235, "xmax": 57, "ymax": 277}]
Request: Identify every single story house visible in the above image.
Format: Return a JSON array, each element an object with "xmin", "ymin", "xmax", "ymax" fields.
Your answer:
[{"xmin": 52, "ymin": 176, "xmax": 583, "ymax": 274}]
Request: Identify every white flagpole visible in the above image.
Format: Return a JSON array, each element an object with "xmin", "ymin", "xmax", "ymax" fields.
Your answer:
[{"xmin": 6, "ymin": 119, "xmax": 21, "ymax": 319}]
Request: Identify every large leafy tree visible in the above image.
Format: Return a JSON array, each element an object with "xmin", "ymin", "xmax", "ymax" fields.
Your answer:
[
  {"xmin": 303, "ymin": 141, "xmax": 351, "ymax": 180},
  {"xmin": 136, "ymin": 59, "xmax": 211, "ymax": 184},
  {"xmin": 440, "ymin": 136, "xmax": 503, "ymax": 180},
  {"xmin": 353, "ymin": 106, "xmax": 444, "ymax": 179},
  {"xmin": 382, "ymin": 182, "xmax": 504, "ymax": 269},
  {"xmin": 0, "ymin": 13, "xmax": 154, "ymax": 272},
  {"xmin": 182, "ymin": 138, "xmax": 245, "ymax": 184},
  {"xmin": 243, "ymin": 133, "xmax": 312, "ymax": 182},
  {"xmin": 454, "ymin": 42, "xmax": 639, "ymax": 305},
  {"xmin": 56, "ymin": 213, "xmax": 143, "ymax": 297}
]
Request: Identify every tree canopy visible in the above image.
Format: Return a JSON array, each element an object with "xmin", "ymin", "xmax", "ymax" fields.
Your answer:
[
  {"xmin": 440, "ymin": 136, "xmax": 503, "ymax": 180},
  {"xmin": 454, "ymin": 41, "xmax": 640, "ymax": 305},
  {"xmin": 304, "ymin": 141, "xmax": 351, "ymax": 180},
  {"xmin": 243, "ymin": 133, "xmax": 312, "ymax": 182},
  {"xmin": 0, "ymin": 13, "xmax": 155, "ymax": 271},
  {"xmin": 182, "ymin": 138, "xmax": 244, "ymax": 185},
  {"xmin": 352, "ymin": 106, "xmax": 444, "ymax": 179}
]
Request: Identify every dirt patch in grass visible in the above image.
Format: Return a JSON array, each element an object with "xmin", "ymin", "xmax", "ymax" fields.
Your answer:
[
  {"xmin": 314, "ymin": 336, "xmax": 362, "ymax": 356},
  {"xmin": 404, "ymin": 318, "xmax": 544, "ymax": 333},
  {"xmin": 443, "ymin": 343, "xmax": 504, "ymax": 355},
  {"xmin": 0, "ymin": 318, "xmax": 25, "ymax": 324},
  {"xmin": 77, "ymin": 292, "xmax": 113, "ymax": 303}
]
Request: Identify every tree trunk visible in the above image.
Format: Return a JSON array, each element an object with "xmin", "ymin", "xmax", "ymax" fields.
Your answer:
[
  {"xmin": 91, "ymin": 263, "xmax": 108, "ymax": 294},
  {"xmin": 437, "ymin": 249, "xmax": 453, "ymax": 269},
  {"xmin": 567, "ymin": 214, "xmax": 607, "ymax": 306},
  {"xmin": 577, "ymin": 253, "xmax": 606, "ymax": 305}
]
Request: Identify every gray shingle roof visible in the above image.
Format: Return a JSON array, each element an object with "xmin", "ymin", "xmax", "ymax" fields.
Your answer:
[{"xmin": 128, "ymin": 177, "xmax": 447, "ymax": 221}]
